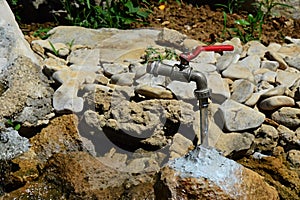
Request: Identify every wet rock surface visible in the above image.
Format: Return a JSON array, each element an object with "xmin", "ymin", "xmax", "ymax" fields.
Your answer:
[{"xmin": 1, "ymin": 3, "xmax": 300, "ymax": 198}]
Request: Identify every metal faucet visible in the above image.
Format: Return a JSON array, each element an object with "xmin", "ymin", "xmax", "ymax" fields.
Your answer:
[{"xmin": 146, "ymin": 45, "xmax": 234, "ymax": 146}]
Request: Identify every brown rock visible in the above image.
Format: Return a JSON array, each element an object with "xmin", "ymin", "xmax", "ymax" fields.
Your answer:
[{"xmin": 155, "ymin": 147, "xmax": 279, "ymax": 200}]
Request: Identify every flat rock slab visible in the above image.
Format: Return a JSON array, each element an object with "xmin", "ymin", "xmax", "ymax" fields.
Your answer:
[{"xmin": 220, "ymin": 99, "xmax": 265, "ymax": 132}]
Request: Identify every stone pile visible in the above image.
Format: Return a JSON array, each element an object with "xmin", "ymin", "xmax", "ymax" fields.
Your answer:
[{"xmin": 0, "ymin": 1, "xmax": 300, "ymax": 198}]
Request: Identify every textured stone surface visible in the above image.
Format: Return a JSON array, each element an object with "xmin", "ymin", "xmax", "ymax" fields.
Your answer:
[
  {"xmin": 272, "ymin": 107, "xmax": 300, "ymax": 129},
  {"xmin": 220, "ymin": 99, "xmax": 265, "ymax": 131},
  {"xmin": 0, "ymin": 56, "xmax": 54, "ymax": 126},
  {"xmin": 156, "ymin": 146, "xmax": 279, "ymax": 200}
]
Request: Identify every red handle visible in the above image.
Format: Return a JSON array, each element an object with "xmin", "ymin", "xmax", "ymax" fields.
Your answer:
[{"xmin": 180, "ymin": 45, "xmax": 234, "ymax": 62}]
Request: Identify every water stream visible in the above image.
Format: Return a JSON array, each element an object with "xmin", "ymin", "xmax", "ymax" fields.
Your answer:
[{"xmin": 199, "ymin": 101, "xmax": 209, "ymax": 147}]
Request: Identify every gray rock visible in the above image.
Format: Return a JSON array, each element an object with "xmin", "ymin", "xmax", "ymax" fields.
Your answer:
[
  {"xmin": 239, "ymin": 55, "xmax": 261, "ymax": 72},
  {"xmin": 216, "ymin": 53, "xmax": 240, "ymax": 71},
  {"xmin": 0, "ymin": 128, "xmax": 30, "ymax": 160},
  {"xmin": 167, "ymin": 81, "xmax": 196, "ymax": 100},
  {"xmin": 0, "ymin": 0, "xmax": 38, "ymax": 67},
  {"xmin": 260, "ymin": 60, "xmax": 279, "ymax": 71},
  {"xmin": 247, "ymin": 40, "xmax": 267, "ymax": 57},
  {"xmin": 287, "ymin": 150, "xmax": 300, "ymax": 168},
  {"xmin": 110, "ymin": 72, "xmax": 135, "ymax": 86},
  {"xmin": 276, "ymin": 70, "xmax": 300, "ymax": 88},
  {"xmin": 253, "ymin": 124, "xmax": 279, "ymax": 153},
  {"xmin": 277, "ymin": 125, "xmax": 300, "ymax": 150},
  {"xmin": 272, "ymin": 107, "xmax": 300, "ymax": 129},
  {"xmin": 160, "ymin": 146, "xmax": 279, "ymax": 199},
  {"xmin": 136, "ymin": 74, "xmax": 167, "ymax": 86},
  {"xmin": 260, "ymin": 70, "xmax": 277, "ymax": 83},
  {"xmin": 0, "ymin": 56, "xmax": 54, "ymax": 126},
  {"xmin": 53, "ymin": 80, "xmax": 84, "ymax": 113},
  {"xmin": 169, "ymin": 133, "xmax": 193, "ymax": 159},
  {"xmin": 259, "ymin": 96, "xmax": 295, "ymax": 111},
  {"xmin": 157, "ymin": 27, "xmax": 187, "ymax": 48},
  {"xmin": 231, "ymin": 79, "xmax": 256, "ymax": 103},
  {"xmin": 262, "ymin": 85, "xmax": 286, "ymax": 98},
  {"xmin": 207, "ymin": 72, "xmax": 230, "ymax": 104},
  {"xmin": 192, "ymin": 51, "xmax": 216, "ymax": 64},
  {"xmin": 102, "ymin": 63, "xmax": 127, "ymax": 77},
  {"xmin": 265, "ymin": 51, "xmax": 288, "ymax": 70},
  {"xmin": 190, "ymin": 62, "xmax": 217, "ymax": 73},
  {"xmin": 135, "ymin": 85, "xmax": 173, "ymax": 99},
  {"xmin": 215, "ymin": 132, "xmax": 254, "ymax": 157},
  {"xmin": 222, "ymin": 63, "xmax": 254, "ymax": 82},
  {"xmin": 67, "ymin": 48, "xmax": 100, "ymax": 68},
  {"xmin": 220, "ymin": 99, "xmax": 265, "ymax": 132}
]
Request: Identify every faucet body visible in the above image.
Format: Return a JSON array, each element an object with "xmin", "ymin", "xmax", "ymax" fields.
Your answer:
[{"xmin": 146, "ymin": 45, "xmax": 234, "ymax": 146}]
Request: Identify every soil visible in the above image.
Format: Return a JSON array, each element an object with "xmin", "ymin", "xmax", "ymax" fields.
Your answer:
[
  {"xmin": 20, "ymin": 1, "xmax": 300, "ymax": 45},
  {"xmin": 134, "ymin": 1, "xmax": 300, "ymax": 45}
]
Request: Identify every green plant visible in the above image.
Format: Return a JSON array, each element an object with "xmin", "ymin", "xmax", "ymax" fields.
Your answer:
[
  {"xmin": 143, "ymin": 47, "xmax": 179, "ymax": 63},
  {"xmin": 61, "ymin": 0, "xmax": 150, "ymax": 29},
  {"xmin": 66, "ymin": 39, "xmax": 75, "ymax": 49},
  {"xmin": 6, "ymin": 119, "xmax": 21, "ymax": 131},
  {"xmin": 48, "ymin": 41, "xmax": 59, "ymax": 56},
  {"xmin": 33, "ymin": 27, "xmax": 52, "ymax": 39},
  {"xmin": 215, "ymin": 0, "xmax": 245, "ymax": 14},
  {"xmin": 223, "ymin": 0, "xmax": 293, "ymax": 43}
]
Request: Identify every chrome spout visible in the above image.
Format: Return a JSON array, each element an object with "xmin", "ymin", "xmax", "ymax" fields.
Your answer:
[{"xmin": 146, "ymin": 61, "xmax": 210, "ymax": 108}]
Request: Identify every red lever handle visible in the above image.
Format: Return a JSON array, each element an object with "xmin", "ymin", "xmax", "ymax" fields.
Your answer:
[{"xmin": 180, "ymin": 45, "xmax": 234, "ymax": 62}]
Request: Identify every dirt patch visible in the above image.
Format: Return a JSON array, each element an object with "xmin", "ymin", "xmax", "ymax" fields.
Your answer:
[{"xmin": 133, "ymin": 1, "xmax": 300, "ymax": 45}]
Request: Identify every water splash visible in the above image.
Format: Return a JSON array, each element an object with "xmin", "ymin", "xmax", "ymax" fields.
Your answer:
[{"xmin": 169, "ymin": 146, "xmax": 243, "ymax": 198}]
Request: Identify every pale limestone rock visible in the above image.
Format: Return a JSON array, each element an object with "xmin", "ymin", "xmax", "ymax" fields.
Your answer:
[
  {"xmin": 259, "ymin": 96, "xmax": 295, "ymax": 111},
  {"xmin": 239, "ymin": 55, "xmax": 261, "ymax": 72},
  {"xmin": 207, "ymin": 72, "xmax": 230, "ymax": 104},
  {"xmin": 231, "ymin": 79, "xmax": 256, "ymax": 103},
  {"xmin": 135, "ymin": 85, "xmax": 173, "ymax": 99},
  {"xmin": 276, "ymin": 70, "xmax": 300, "ymax": 88},
  {"xmin": 247, "ymin": 40, "xmax": 267, "ymax": 57},
  {"xmin": 220, "ymin": 99, "xmax": 265, "ymax": 132},
  {"xmin": 261, "ymin": 60, "xmax": 279, "ymax": 71},
  {"xmin": 222, "ymin": 63, "xmax": 254, "ymax": 82},
  {"xmin": 272, "ymin": 107, "xmax": 300, "ymax": 129}
]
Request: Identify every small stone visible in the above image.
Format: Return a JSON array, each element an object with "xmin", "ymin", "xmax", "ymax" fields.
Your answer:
[
  {"xmin": 231, "ymin": 79, "xmax": 255, "ymax": 103},
  {"xmin": 247, "ymin": 40, "xmax": 267, "ymax": 57},
  {"xmin": 190, "ymin": 62, "xmax": 217, "ymax": 73},
  {"xmin": 169, "ymin": 133, "xmax": 193, "ymax": 159},
  {"xmin": 207, "ymin": 72, "xmax": 230, "ymax": 104},
  {"xmin": 277, "ymin": 125, "xmax": 300, "ymax": 149},
  {"xmin": 267, "ymin": 42, "xmax": 282, "ymax": 52},
  {"xmin": 94, "ymin": 74, "xmax": 108, "ymax": 85},
  {"xmin": 253, "ymin": 124, "xmax": 279, "ymax": 153},
  {"xmin": 261, "ymin": 86, "xmax": 286, "ymax": 98},
  {"xmin": 239, "ymin": 55, "xmax": 261, "ymax": 72},
  {"xmin": 110, "ymin": 72, "xmax": 135, "ymax": 86},
  {"xmin": 216, "ymin": 53, "xmax": 240, "ymax": 71},
  {"xmin": 261, "ymin": 60, "xmax": 279, "ymax": 71},
  {"xmin": 102, "ymin": 63, "xmax": 127, "ymax": 77},
  {"xmin": 287, "ymin": 150, "xmax": 300, "ymax": 167},
  {"xmin": 259, "ymin": 96, "xmax": 295, "ymax": 111},
  {"xmin": 272, "ymin": 107, "xmax": 300, "ymax": 129},
  {"xmin": 220, "ymin": 99, "xmax": 265, "ymax": 132},
  {"xmin": 167, "ymin": 81, "xmax": 196, "ymax": 100},
  {"xmin": 222, "ymin": 63, "xmax": 254, "ymax": 82},
  {"xmin": 265, "ymin": 51, "xmax": 288, "ymax": 70},
  {"xmin": 135, "ymin": 85, "xmax": 173, "ymax": 99},
  {"xmin": 276, "ymin": 70, "xmax": 300, "ymax": 88},
  {"xmin": 192, "ymin": 51, "xmax": 216, "ymax": 64}
]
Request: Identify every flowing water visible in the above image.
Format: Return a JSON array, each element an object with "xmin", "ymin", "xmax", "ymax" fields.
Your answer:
[{"xmin": 199, "ymin": 101, "xmax": 209, "ymax": 147}]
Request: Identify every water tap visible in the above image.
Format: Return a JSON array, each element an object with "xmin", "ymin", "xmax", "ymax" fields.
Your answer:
[
  {"xmin": 147, "ymin": 44, "xmax": 234, "ymax": 107},
  {"xmin": 146, "ymin": 44, "xmax": 234, "ymax": 146}
]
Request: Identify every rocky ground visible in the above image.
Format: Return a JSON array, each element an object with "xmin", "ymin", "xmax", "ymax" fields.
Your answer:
[{"xmin": 1, "ymin": 0, "xmax": 300, "ymax": 199}]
